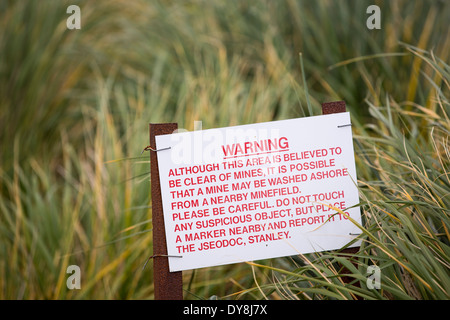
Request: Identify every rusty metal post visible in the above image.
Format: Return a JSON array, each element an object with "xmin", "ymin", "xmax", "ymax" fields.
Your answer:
[
  {"xmin": 321, "ymin": 100, "xmax": 346, "ymax": 115},
  {"xmin": 150, "ymin": 123, "xmax": 183, "ymax": 300},
  {"xmin": 321, "ymin": 101, "xmax": 361, "ymax": 294},
  {"xmin": 321, "ymin": 101, "xmax": 359, "ymax": 259}
]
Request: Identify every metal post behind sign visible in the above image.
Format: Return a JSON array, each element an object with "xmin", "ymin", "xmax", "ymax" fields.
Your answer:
[
  {"xmin": 150, "ymin": 123, "xmax": 183, "ymax": 300},
  {"xmin": 322, "ymin": 101, "xmax": 361, "ymax": 290}
]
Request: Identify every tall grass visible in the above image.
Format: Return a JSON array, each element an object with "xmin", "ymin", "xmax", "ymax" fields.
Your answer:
[{"xmin": 0, "ymin": 0, "xmax": 448, "ymax": 299}]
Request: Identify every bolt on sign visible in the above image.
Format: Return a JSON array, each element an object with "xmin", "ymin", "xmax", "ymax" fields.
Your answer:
[{"xmin": 155, "ymin": 112, "xmax": 361, "ymax": 272}]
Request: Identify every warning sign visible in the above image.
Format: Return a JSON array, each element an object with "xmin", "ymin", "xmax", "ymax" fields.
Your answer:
[{"xmin": 155, "ymin": 112, "xmax": 361, "ymax": 272}]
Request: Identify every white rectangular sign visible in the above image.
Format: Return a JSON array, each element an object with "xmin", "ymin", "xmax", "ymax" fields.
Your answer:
[{"xmin": 155, "ymin": 112, "xmax": 361, "ymax": 272}]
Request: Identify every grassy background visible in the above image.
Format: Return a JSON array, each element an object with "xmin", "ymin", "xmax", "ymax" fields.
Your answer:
[{"xmin": 0, "ymin": 0, "xmax": 448, "ymax": 299}]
